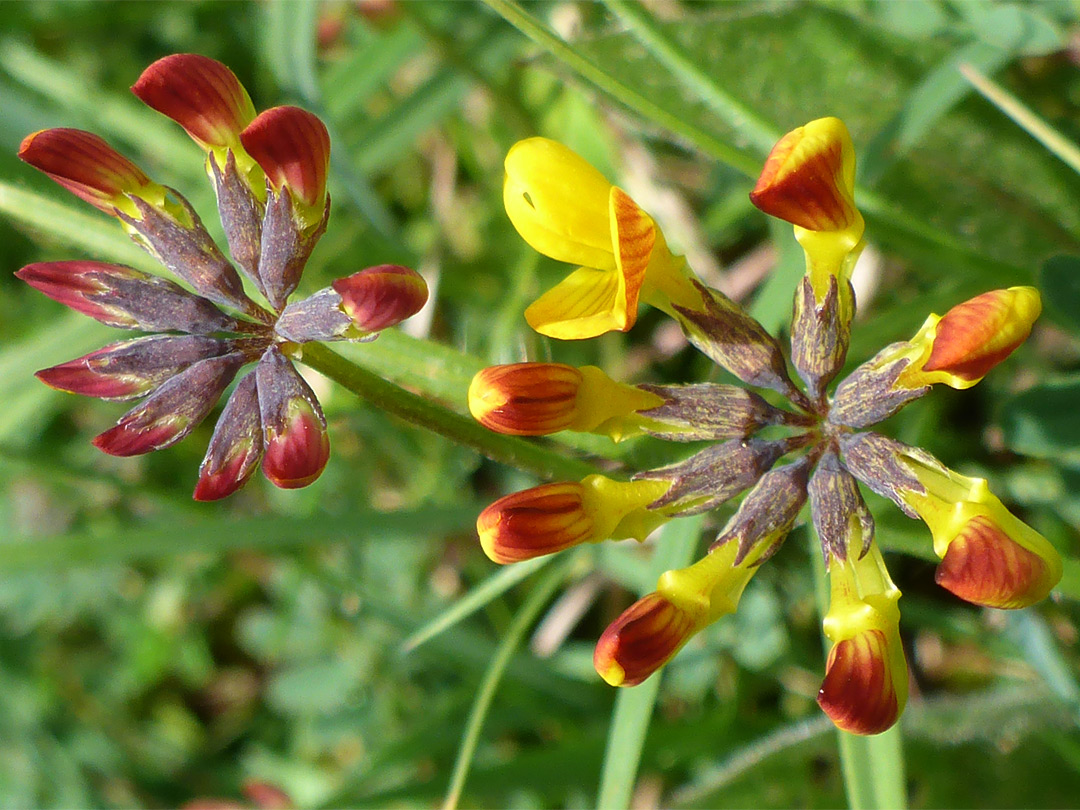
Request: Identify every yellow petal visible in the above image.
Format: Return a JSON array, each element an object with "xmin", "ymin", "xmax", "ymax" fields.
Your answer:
[
  {"xmin": 503, "ymin": 138, "xmax": 616, "ymax": 270},
  {"xmin": 525, "ymin": 266, "xmax": 626, "ymax": 340}
]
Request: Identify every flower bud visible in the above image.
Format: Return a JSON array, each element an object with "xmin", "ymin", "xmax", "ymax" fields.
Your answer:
[
  {"xmin": 15, "ymin": 261, "xmax": 240, "ymax": 334},
  {"xmin": 476, "ymin": 476, "xmax": 670, "ymax": 564},
  {"xmin": 818, "ymin": 546, "xmax": 907, "ymax": 735},
  {"xmin": 899, "ymin": 287, "xmax": 1041, "ymax": 390},
  {"xmin": 840, "ymin": 433, "xmax": 1062, "ymax": 609},
  {"xmin": 256, "ymin": 346, "xmax": 330, "ymax": 489},
  {"xmin": 274, "ymin": 266, "xmax": 428, "ymax": 343},
  {"xmin": 92, "ymin": 353, "xmax": 243, "ymax": 456},
  {"xmin": 332, "ymin": 265, "xmax": 428, "ymax": 333},
  {"xmin": 195, "ymin": 371, "xmax": 263, "ymax": 501},
  {"xmin": 468, "ymin": 363, "xmax": 661, "ymax": 439},
  {"xmin": 132, "ymin": 54, "xmax": 257, "ymax": 154},
  {"xmin": 36, "ymin": 335, "xmax": 230, "ymax": 401},
  {"xmin": 934, "ymin": 515, "xmax": 1057, "ymax": 609},
  {"xmin": 19, "ymin": 128, "xmax": 167, "ymax": 218},
  {"xmin": 750, "ymin": 117, "xmax": 859, "ymax": 232},
  {"xmin": 596, "ymin": 538, "xmax": 758, "ymax": 686},
  {"xmin": 593, "ymin": 593, "xmax": 698, "ymax": 687},
  {"xmin": 241, "ymin": 106, "xmax": 330, "ymax": 222}
]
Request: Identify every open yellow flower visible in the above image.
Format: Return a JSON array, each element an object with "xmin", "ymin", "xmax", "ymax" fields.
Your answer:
[{"xmin": 504, "ymin": 137, "xmax": 695, "ymax": 339}]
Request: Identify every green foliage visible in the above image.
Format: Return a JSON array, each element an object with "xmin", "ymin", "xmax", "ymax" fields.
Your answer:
[{"xmin": 1, "ymin": 1, "xmax": 1078, "ymax": 808}]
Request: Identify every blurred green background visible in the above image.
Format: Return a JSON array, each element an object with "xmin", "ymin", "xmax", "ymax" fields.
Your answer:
[{"xmin": 1, "ymin": 1, "xmax": 1079, "ymax": 807}]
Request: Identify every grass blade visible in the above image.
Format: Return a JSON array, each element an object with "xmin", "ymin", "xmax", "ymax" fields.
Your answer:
[
  {"xmin": 596, "ymin": 514, "xmax": 705, "ymax": 809},
  {"xmin": 441, "ymin": 558, "xmax": 572, "ymax": 810},
  {"xmin": 961, "ymin": 62, "xmax": 1080, "ymax": 176},
  {"xmin": 401, "ymin": 556, "xmax": 554, "ymax": 653}
]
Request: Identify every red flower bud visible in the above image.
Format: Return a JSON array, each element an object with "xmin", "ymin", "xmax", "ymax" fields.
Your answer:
[
  {"xmin": 256, "ymin": 347, "xmax": 329, "ymax": 489},
  {"xmin": 37, "ymin": 335, "xmax": 229, "ymax": 401},
  {"xmin": 15, "ymin": 261, "xmax": 238, "ymax": 334},
  {"xmin": 19, "ymin": 128, "xmax": 157, "ymax": 214},
  {"xmin": 331, "ymin": 264, "xmax": 428, "ymax": 333},
  {"xmin": 240, "ymin": 106, "xmax": 331, "ymax": 210},
  {"xmin": 476, "ymin": 482, "xmax": 593, "ymax": 564},
  {"xmin": 593, "ymin": 592, "xmax": 698, "ymax": 687},
  {"xmin": 93, "ymin": 353, "xmax": 243, "ymax": 457},
  {"xmin": 817, "ymin": 629, "xmax": 905, "ymax": 736},
  {"xmin": 132, "ymin": 54, "xmax": 256, "ymax": 149},
  {"xmin": 194, "ymin": 372, "xmax": 263, "ymax": 501},
  {"xmin": 468, "ymin": 363, "xmax": 583, "ymax": 436}
]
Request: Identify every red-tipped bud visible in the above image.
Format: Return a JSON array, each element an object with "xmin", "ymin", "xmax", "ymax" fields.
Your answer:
[
  {"xmin": 37, "ymin": 335, "xmax": 229, "ymax": 401},
  {"xmin": 469, "ymin": 363, "xmax": 583, "ymax": 436},
  {"xmin": 921, "ymin": 287, "xmax": 1041, "ymax": 384},
  {"xmin": 750, "ymin": 117, "xmax": 858, "ymax": 231},
  {"xmin": 16, "ymin": 261, "xmax": 238, "ymax": 334},
  {"xmin": 132, "ymin": 54, "xmax": 256, "ymax": 150},
  {"xmin": 256, "ymin": 347, "xmax": 329, "ymax": 489},
  {"xmin": 331, "ymin": 265, "xmax": 428, "ymax": 333},
  {"xmin": 19, "ymin": 128, "xmax": 158, "ymax": 214},
  {"xmin": 593, "ymin": 593, "xmax": 698, "ymax": 687},
  {"xmin": 935, "ymin": 516, "xmax": 1056, "ymax": 609},
  {"xmin": 817, "ymin": 629, "xmax": 905, "ymax": 736},
  {"xmin": 477, "ymin": 476, "xmax": 669, "ymax": 565},
  {"xmin": 240, "ymin": 106, "xmax": 330, "ymax": 211},
  {"xmin": 92, "ymin": 353, "xmax": 243, "ymax": 457},
  {"xmin": 194, "ymin": 372, "xmax": 263, "ymax": 501},
  {"xmin": 477, "ymin": 482, "xmax": 594, "ymax": 564}
]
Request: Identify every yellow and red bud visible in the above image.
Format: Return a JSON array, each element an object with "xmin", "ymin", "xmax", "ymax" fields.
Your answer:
[
  {"xmin": 595, "ymin": 538, "xmax": 760, "ymax": 686},
  {"xmin": 240, "ymin": 106, "xmax": 331, "ymax": 220},
  {"xmin": 898, "ymin": 287, "xmax": 1041, "ymax": 390},
  {"xmin": 818, "ymin": 628, "xmax": 905, "ymax": 736},
  {"xmin": 894, "ymin": 451, "xmax": 1062, "ymax": 608},
  {"xmin": 476, "ymin": 476, "xmax": 669, "ymax": 564},
  {"xmin": 19, "ymin": 128, "xmax": 166, "ymax": 218},
  {"xmin": 594, "ymin": 592, "xmax": 698, "ymax": 687},
  {"xmin": 750, "ymin": 117, "xmax": 859, "ymax": 232},
  {"xmin": 331, "ymin": 264, "xmax": 428, "ymax": 334},
  {"xmin": 819, "ymin": 546, "xmax": 908, "ymax": 736},
  {"xmin": 132, "ymin": 54, "xmax": 257, "ymax": 152},
  {"xmin": 934, "ymin": 515, "xmax": 1056, "ymax": 609},
  {"xmin": 467, "ymin": 363, "xmax": 661, "ymax": 439}
]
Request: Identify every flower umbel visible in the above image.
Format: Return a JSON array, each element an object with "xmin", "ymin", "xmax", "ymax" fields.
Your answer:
[
  {"xmin": 18, "ymin": 54, "xmax": 428, "ymax": 500},
  {"xmin": 474, "ymin": 120, "xmax": 1060, "ymax": 735}
]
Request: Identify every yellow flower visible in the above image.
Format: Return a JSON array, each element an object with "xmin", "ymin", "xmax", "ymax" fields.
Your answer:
[{"xmin": 504, "ymin": 137, "xmax": 695, "ymax": 339}]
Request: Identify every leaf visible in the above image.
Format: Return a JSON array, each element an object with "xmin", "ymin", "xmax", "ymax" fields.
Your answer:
[
  {"xmin": 1000, "ymin": 374, "xmax": 1080, "ymax": 468},
  {"xmin": 1040, "ymin": 255, "xmax": 1080, "ymax": 335}
]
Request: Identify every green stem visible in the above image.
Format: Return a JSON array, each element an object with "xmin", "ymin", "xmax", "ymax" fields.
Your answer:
[
  {"xmin": 596, "ymin": 514, "xmax": 705, "ymax": 809},
  {"xmin": 441, "ymin": 558, "xmax": 572, "ymax": 810},
  {"xmin": 811, "ymin": 550, "xmax": 908, "ymax": 810},
  {"xmin": 299, "ymin": 342, "xmax": 596, "ymax": 480}
]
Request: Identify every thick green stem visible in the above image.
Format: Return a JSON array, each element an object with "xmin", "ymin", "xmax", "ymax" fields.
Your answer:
[{"xmin": 299, "ymin": 342, "xmax": 597, "ymax": 481}]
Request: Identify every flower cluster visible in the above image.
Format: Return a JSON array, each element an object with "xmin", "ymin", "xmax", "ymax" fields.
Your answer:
[
  {"xmin": 17, "ymin": 54, "xmax": 427, "ymax": 500},
  {"xmin": 469, "ymin": 121, "xmax": 1062, "ymax": 734}
]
